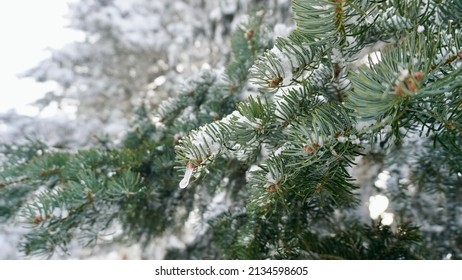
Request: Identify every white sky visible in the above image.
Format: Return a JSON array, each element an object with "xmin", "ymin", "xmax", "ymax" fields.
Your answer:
[{"xmin": 0, "ymin": 0, "xmax": 82, "ymax": 115}]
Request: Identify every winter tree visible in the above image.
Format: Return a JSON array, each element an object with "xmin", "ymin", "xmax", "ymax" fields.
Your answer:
[
  {"xmin": 0, "ymin": 0, "xmax": 461, "ymax": 259},
  {"xmin": 2, "ymin": 0, "xmax": 291, "ymax": 149},
  {"xmin": 21, "ymin": 0, "xmax": 291, "ymax": 125}
]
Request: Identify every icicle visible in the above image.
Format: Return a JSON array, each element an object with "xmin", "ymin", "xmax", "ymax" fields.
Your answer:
[{"xmin": 179, "ymin": 164, "xmax": 194, "ymax": 189}]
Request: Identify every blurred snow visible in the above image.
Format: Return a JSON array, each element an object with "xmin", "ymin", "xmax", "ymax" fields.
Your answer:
[
  {"xmin": 0, "ymin": 111, "xmax": 127, "ymax": 147},
  {"xmin": 0, "ymin": 0, "xmax": 105, "ymax": 259},
  {"xmin": 369, "ymin": 194, "xmax": 389, "ymax": 220},
  {"xmin": 0, "ymin": 224, "xmax": 28, "ymax": 259},
  {"xmin": 0, "ymin": 0, "xmax": 84, "ymax": 115}
]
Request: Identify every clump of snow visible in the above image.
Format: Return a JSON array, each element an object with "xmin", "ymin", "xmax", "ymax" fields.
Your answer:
[
  {"xmin": 274, "ymin": 144, "xmax": 290, "ymax": 157},
  {"xmin": 272, "ymin": 46, "xmax": 293, "ymax": 85},
  {"xmin": 397, "ymin": 69, "xmax": 410, "ymax": 83},
  {"xmin": 273, "ymin": 23, "xmax": 295, "ymax": 39},
  {"xmin": 188, "ymin": 125, "xmax": 222, "ymax": 160},
  {"xmin": 380, "ymin": 212, "xmax": 394, "ymax": 225},
  {"xmin": 273, "ymin": 85, "xmax": 304, "ymax": 121},
  {"xmin": 179, "ymin": 165, "xmax": 194, "ymax": 189},
  {"xmin": 382, "ymin": 125, "xmax": 392, "ymax": 133},
  {"xmin": 264, "ymin": 171, "xmax": 279, "ymax": 189},
  {"xmin": 350, "ymin": 41, "xmax": 390, "ymax": 70},
  {"xmin": 369, "ymin": 194, "xmax": 389, "ymax": 219},
  {"xmin": 355, "ymin": 119, "xmax": 376, "ymax": 131},
  {"xmin": 332, "ymin": 48, "xmax": 344, "ymax": 64},
  {"xmin": 312, "ymin": 5, "xmax": 332, "ymax": 11},
  {"xmin": 245, "ymin": 164, "xmax": 261, "ymax": 182},
  {"xmin": 236, "ymin": 113, "xmax": 262, "ymax": 130},
  {"xmin": 337, "ymin": 136, "xmax": 348, "ymax": 143},
  {"xmin": 374, "ymin": 170, "xmax": 390, "ymax": 189},
  {"xmin": 349, "ymin": 134, "xmax": 361, "ymax": 145}
]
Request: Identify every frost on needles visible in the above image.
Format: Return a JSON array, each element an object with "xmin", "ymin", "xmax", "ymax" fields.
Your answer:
[
  {"xmin": 176, "ymin": 0, "xmax": 462, "ymax": 259},
  {"xmin": 1, "ymin": 0, "xmax": 462, "ymax": 260}
]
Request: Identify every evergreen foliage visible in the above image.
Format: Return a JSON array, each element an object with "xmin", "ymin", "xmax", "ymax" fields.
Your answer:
[{"xmin": 1, "ymin": 0, "xmax": 461, "ymax": 259}]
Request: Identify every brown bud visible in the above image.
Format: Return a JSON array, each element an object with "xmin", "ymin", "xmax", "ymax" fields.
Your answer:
[
  {"xmin": 412, "ymin": 71, "xmax": 424, "ymax": 81},
  {"xmin": 245, "ymin": 29, "xmax": 254, "ymax": 40},
  {"xmin": 173, "ymin": 135, "xmax": 182, "ymax": 145},
  {"xmin": 187, "ymin": 162, "xmax": 198, "ymax": 169},
  {"xmin": 34, "ymin": 216, "xmax": 43, "ymax": 225},
  {"xmin": 268, "ymin": 77, "xmax": 283, "ymax": 88},
  {"xmin": 458, "ymin": 50, "xmax": 462, "ymax": 60},
  {"xmin": 304, "ymin": 145, "xmax": 314, "ymax": 153},
  {"xmin": 267, "ymin": 183, "xmax": 279, "ymax": 193},
  {"xmin": 395, "ymin": 85, "xmax": 407, "ymax": 96},
  {"xmin": 445, "ymin": 122, "xmax": 455, "ymax": 131},
  {"xmin": 86, "ymin": 190, "xmax": 94, "ymax": 202},
  {"xmin": 404, "ymin": 79, "xmax": 418, "ymax": 93},
  {"xmin": 395, "ymin": 71, "xmax": 424, "ymax": 96}
]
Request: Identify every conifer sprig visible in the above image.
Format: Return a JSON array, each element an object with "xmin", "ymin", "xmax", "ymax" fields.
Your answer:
[{"xmin": 1, "ymin": 1, "xmax": 461, "ymax": 259}]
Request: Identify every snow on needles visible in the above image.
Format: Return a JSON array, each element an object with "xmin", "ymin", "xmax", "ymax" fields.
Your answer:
[
  {"xmin": 179, "ymin": 108, "xmax": 267, "ymax": 188},
  {"xmin": 272, "ymin": 46, "xmax": 295, "ymax": 86}
]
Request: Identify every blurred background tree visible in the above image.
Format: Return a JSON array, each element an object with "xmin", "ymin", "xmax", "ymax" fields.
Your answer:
[{"xmin": 0, "ymin": 0, "xmax": 461, "ymax": 259}]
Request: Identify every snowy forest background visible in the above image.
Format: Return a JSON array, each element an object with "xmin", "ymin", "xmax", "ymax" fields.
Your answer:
[{"xmin": 1, "ymin": 0, "xmax": 461, "ymax": 259}]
